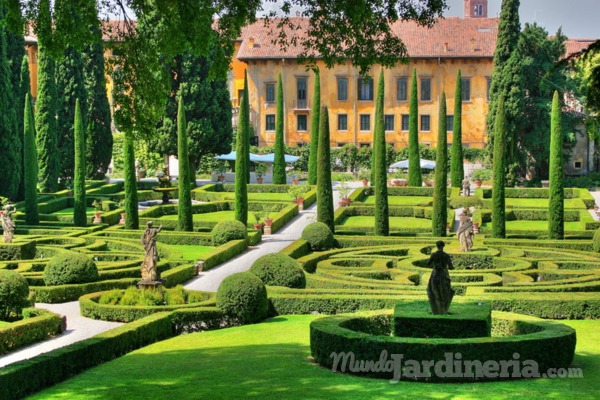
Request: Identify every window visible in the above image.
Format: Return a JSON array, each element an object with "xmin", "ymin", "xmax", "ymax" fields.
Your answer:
[
  {"xmin": 265, "ymin": 114, "xmax": 275, "ymax": 131},
  {"xmin": 297, "ymin": 77, "xmax": 307, "ymax": 108},
  {"xmin": 237, "ymin": 89, "xmax": 244, "ymax": 107},
  {"xmin": 420, "ymin": 115, "xmax": 431, "ymax": 131},
  {"xmin": 360, "ymin": 114, "xmax": 371, "ymax": 131},
  {"xmin": 420, "ymin": 78, "xmax": 431, "ymax": 101},
  {"xmin": 446, "ymin": 115, "xmax": 454, "ymax": 132},
  {"xmin": 401, "ymin": 114, "xmax": 410, "ymax": 131},
  {"xmin": 337, "ymin": 77, "xmax": 348, "ymax": 101},
  {"xmin": 338, "ymin": 114, "xmax": 348, "ymax": 131},
  {"xmin": 265, "ymin": 83, "xmax": 275, "ymax": 103},
  {"xmin": 384, "ymin": 115, "xmax": 395, "ymax": 131},
  {"xmin": 359, "ymin": 143, "xmax": 371, "ymax": 148},
  {"xmin": 474, "ymin": 4, "xmax": 483, "ymax": 16},
  {"xmin": 297, "ymin": 114, "xmax": 307, "ymax": 131},
  {"xmin": 357, "ymin": 78, "xmax": 374, "ymax": 101},
  {"xmin": 337, "ymin": 142, "xmax": 347, "ymax": 147},
  {"xmin": 574, "ymin": 161, "xmax": 583, "ymax": 169},
  {"xmin": 486, "ymin": 77, "xmax": 492, "ymax": 102},
  {"xmin": 396, "ymin": 77, "xmax": 408, "ymax": 101},
  {"xmin": 461, "ymin": 78, "xmax": 471, "ymax": 102}
]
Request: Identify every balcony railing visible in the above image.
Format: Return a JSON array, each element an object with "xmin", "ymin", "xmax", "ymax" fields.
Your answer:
[{"xmin": 293, "ymin": 99, "xmax": 310, "ymax": 110}]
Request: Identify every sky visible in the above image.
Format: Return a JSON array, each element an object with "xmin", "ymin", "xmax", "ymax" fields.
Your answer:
[{"xmin": 444, "ymin": 0, "xmax": 600, "ymax": 39}]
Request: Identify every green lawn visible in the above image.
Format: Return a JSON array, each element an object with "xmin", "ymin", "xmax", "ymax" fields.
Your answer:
[
  {"xmin": 29, "ymin": 315, "xmax": 600, "ymax": 400},
  {"xmin": 158, "ymin": 211, "xmax": 235, "ymax": 222},
  {"xmin": 199, "ymin": 192, "xmax": 294, "ymax": 201},
  {"xmin": 52, "ymin": 207, "xmax": 96, "ymax": 215},
  {"xmin": 506, "ymin": 198, "xmax": 586, "ymax": 209},
  {"xmin": 483, "ymin": 220, "xmax": 584, "ymax": 231},
  {"xmin": 160, "ymin": 245, "xmax": 215, "ymax": 260},
  {"xmin": 361, "ymin": 196, "xmax": 433, "ymax": 206},
  {"xmin": 342, "ymin": 216, "xmax": 432, "ymax": 229}
]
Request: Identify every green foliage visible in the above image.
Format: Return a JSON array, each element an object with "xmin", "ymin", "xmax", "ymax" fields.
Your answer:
[
  {"xmin": 373, "ymin": 71, "xmax": 389, "ymax": 236},
  {"xmin": 249, "ymin": 253, "xmax": 306, "ymax": 289},
  {"xmin": 123, "ymin": 133, "xmax": 139, "ymax": 229},
  {"xmin": 177, "ymin": 95, "xmax": 193, "ymax": 231},
  {"xmin": 549, "ymin": 91, "xmax": 564, "ymax": 239},
  {"xmin": 23, "ymin": 94, "xmax": 39, "ymax": 225},
  {"xmin": 83, "ymin": 21, "xmax": 113, "ymax": 179},
  {"xmin": 211, "ymin": 220, "xmax": 247, "ymax": 246},
  {"xmin": 301, "ymin": 222, "xmax": 334, "ymax": 251},
  {"xmin": 235, "ymin": 71, "xmax": 249, "ymax": 225},
  {"xmin": 470, "ymin": 168, "xmax": 493, "ymax": 181},
  {"xmin": 317, "ymin": 106, "xmax": 334, "ymax": 231},
  {"xmin": 492, "ymin": 98, "xmax": 507, "ymax": 238},
  {"xmin": 408, "ymin": 68, "xmax": 421, "ymax": 186},
  {"xmin": 593, "ymin": 229, "xmax": 600, "ymax": 252},
  {"xmin": 432, "ymin": 92, "xmax": 448, "ymax": 237},
  {"xmin": 43, "ymin": 252, "xmax": 99, "ymax": 286},
  {"xmin": 0, "ymin": 308, "xmax": 62, "ymax": 355},
  {"xmin": 216, "ymin": 272, "xmax": 268, "ymax": 324},
  {"xmin": 273, "ymin": 73, "xmax": 286, "ymax": 184},
  {"xmin": 308, "ymin": 69, "xmax": 320, "ymax": 185},
  {"xmin": 450, "ymin": 70, "xmax": 464, "ymax": 187},
  {"xmin": 73, "ymin": 99, "xmax": 87, "ymax": 227},
  {"xmin": 0, "ymin": 270, "xmax": 29, "ymax": 321}
]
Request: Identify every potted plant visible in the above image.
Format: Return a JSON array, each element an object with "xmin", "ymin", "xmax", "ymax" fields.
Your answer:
[
  {"xmin": 92, "ymin": 198, "xmax": 103, "ymax": 224},
  {"xmin": 338, "ymin": 182, "xmax": 351, "ymax": 207},
  {"xmin": 358, "ymin": 170, "xmax": 370, "ymax": 187},
  {"xmin": 254, "ymin": 162, "xmax": 267, "ymax": 184},
  {"xmin": 470, "ymin": 168, "xmax": 492, "ymax": 188},
  {"xmin": 118, "ymin": 200, "xmax": 126, "ymax": 224},
  {"xmin": 253, "ymin": 211, "xmax": 264, "ymax": 231},
  {"xmin": 216, "ymin": 164, "xmax": 226, "ymax": 182},
  {"xmin": 263, "ymin": 204, "xmax": 274, "ymax": 227},
  {"xmin": 288, "ymin": 170, "xmax": 299, "ymax": 185},
  {"xmin": 288, "ymin": 185, "xmax": 306, "ymax": 210}
]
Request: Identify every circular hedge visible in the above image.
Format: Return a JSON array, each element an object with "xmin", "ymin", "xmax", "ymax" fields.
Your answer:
[
  {"xmin": 0, "ymin": 270, "xmax": 30, "ymax": 320},
  {"xmin": 43, "ymin": 252, "xmax": 99, "ymax": 286},
  {"xmin": 593, "ymin": 228, "xmax": 600, "ymax": 252},
  {"xmin": 212, "ymin": 220, "xmax": 248, "ymax": 246},
  {"xmin": 301, "ymin": 222, "xmax": 334, "ymax": 251},
  {"xmin": 216, "ymin": 272, "xmax": 268, "ymax": 324},
  {"xmin": 250, "ymin": 253, "xmax": 306, "ymax": 288}
]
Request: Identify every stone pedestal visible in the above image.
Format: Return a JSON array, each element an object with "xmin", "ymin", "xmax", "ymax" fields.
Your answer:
[
  {"xmin": 137, "ymin": 279, "xmax": 164, "ymax": 290},
  {"xmin": 264, "ymin": 226, "xmax": 272, "ymax": 235}
]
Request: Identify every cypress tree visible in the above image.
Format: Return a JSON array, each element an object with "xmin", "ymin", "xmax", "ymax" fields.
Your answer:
[
  {"xmin": 123, "ymin": 132, "xmax": 138, "ymax": 229},
  {"xmin": 177, "ymin": 95, "xmax": 193, "ymax": 231},
  {"xmin": 433, "ymin": 92, "xmax": 448, "ymax": 237},
  {"xmin": 17, "ymin": 55, "xmax": 31, "ymax": 200},
  {"xmin": 408, "ymin": 68, "xmax": 422, "ymax": 186},
  {"xmin": 23, "ymin": 93, "xmax": 39, "ymax": 225},
  {"xmin": 0, "ymin": 5, "xmax": 20, "ymax": 200},
  {"xmin": 57, "ymin": 47, "xmax": 88, "ymax": 179},
  {"xmin": 273, "ymin": 73, "xmax": 286, "ymax": 184},
  {"xmin": 450, "ymin": 70, "xmax": 464, "ymax": 187},
  {"xmin": 492, "ymin": 97, "xmax": 507, "ymax": 238},
  {"xmin": 373, "ymin": 71, "xmax": 389, "ymax": 236},
  {"xmin": 548, "ymin": 91, "xmax": 564, "ymax": 239},
  {"xmin": 308, "ymin": 68, "xmax": 320, "ymax": 185},
  {"xmin": 73, "ymin": 99, "xmax": 87, "ymax": 227},
  {"xmin": 35, "ymin": 0, "xmax": 59, "ymax": 193},
  {"xmin": 83, "ymin": 23, "xmax": 112, "ymax": 179},
  {"xmin": 235, "ymin": 71, "xmax": 249, "ymax": 225},
  {"xmin": 7, "ymin": 32, "xmax": 25, "ymax": 200},
  {"xmin": 317, "ymin": 106, "xmax": 334, "ymax": 232}
]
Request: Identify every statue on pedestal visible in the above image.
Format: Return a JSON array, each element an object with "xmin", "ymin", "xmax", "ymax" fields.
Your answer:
[
  {"xmin": 427, "ymin": 241, "xmax": 455, "ymax": 315},
  {"xmin": 140, "ymin": 221, "xmax": 162, "ymax": 282},
  {"xmin": 462, "ymin": 177, "xmax": 471, "ymax": 196},
  {"xmin": 457, "ymin": 212, "xmax": 474, "ymax": 252},
  {"xmin": 1, "ymin": 204, "xmax": 16, "ymax": 243}
]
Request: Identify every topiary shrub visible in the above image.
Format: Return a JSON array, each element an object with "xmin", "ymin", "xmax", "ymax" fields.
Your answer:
[
  {"xmin": 43, "ymin": 252, "xmax": 99, "ymax": 286},
  {"xmin": 250, "ymin": 253, "xmax": 306, "ymax": 288},
  {"xmin": 0, "ymin": 270, "xmax": 30, "ymax": 320},
  {"xmin": 302, "ymin": 222, "xmax": 334, "ymax": 251},
  {"xmin": 593, "ymin": 229, "xmax": 600, "ymax": 252},
  {"xmin": 216, "ymin": 272, "xmax": 268, "ymax": 324},
  {"xmin": 211, "ymin": 220, "xmax": 248, "ymax": 246}
]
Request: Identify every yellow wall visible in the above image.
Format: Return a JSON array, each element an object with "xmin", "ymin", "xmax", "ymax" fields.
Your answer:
[{"xmin": 232, "ymin": 51, "xmax": 492, "ymax": 150}]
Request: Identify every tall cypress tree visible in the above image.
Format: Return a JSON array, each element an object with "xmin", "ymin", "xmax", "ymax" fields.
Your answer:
[
  {"xmin": 83, "ymin": 23, "xmax": 112, "ymax": 179},
  {"xmin": 23, "ymin": 93, "xmax": 39, "ymax": 225},
  {"xmin": 35, "ymin": 0, "xmax": 59, "ymax": 193},
  {"xmin": 317, "ymin": 106, "xmax": 334, "ymax": 232},
  {"xmin": 7, "ymin": 30, "xmax": 25, "ymax": 200},
  {"xmin": 408, "ymin": 68, "xmax": 422, "ymax": 186},
  {"xmin": 548, "ymin": 91, "xmax": 564, "ymax": 239},
  {"xmin": 308, "ymin": 68, "xmax": 320, "ymax": 185},
  {"xmin": 73, "ymin": 99, "xmax": 87, "ymax": 227},
  {"xmin": 57, "ymin": 47, "xmax": 88, "ymax": 179},
  {"xmin": 177, "ymin": 95, "xmax": 193, "ymax": 231},
  {"xmin": 486, "ymin": 0, "xmax": 520, "ymax": 160},
  {"xmin": 273, "ymin": 73, "xmax": 286, "ymax": 184},
  {"xmin": 433, "ymin": 92, "xmax": 448, "ymax": 237},
  {"xmin": 492, "ymin": 97, "xmax": 507, "ymax": 239},
  {"xmin": 123, "ymin": 132, "xmax": 138, "ymax": 229},
  {"xmin": 0, "ymin": 6, "xmax": 20, "ymax": 200},
  {"xmin": 373, "ymin": 71, "xmax": 389, "ymax": 236},
  {"xmin": 450, "ymin": 70, "xmax": 464, "ymax": 187},
  {"xmin": 235, "ymin": 71, "xmax": 249, "ymax": 225},
  {"xmin": 17, "ymin": 55, "xmax": 31, "ymax": 200}
]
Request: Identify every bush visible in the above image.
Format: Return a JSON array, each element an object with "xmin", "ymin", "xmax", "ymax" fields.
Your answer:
[
  {"xmin": 43, "ymin": 252, "xmax": 99, "ymax": 286},
  {"xmin": 211, "ymin": 220, "xmax": 248, "ymax": 246},
  {"xmin": 0, "ymin": 270, "xmax": 30, "ymax": 320},
  {"xmin": 250, "ymin": 253, "xmax": 306, "ymax": 288},
  {"xmin": 593, "ymin": 229, "xmax": 600, "ymax": 252},
  {"xmin": 216, "ymin": 272, "xmax": 268, "ymax": 324},
  {"xmin": 301, "ymin": 222, "xmax": 335, "ymax": 251}
]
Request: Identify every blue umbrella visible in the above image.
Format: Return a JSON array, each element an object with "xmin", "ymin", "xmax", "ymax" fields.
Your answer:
[
  {"xmin": 390, "ymin": 159, "xmax": 436, "ymax": 169},
  {"xmin": 255, "ymin": 153, "xmax": 300, "ymax": 163}
]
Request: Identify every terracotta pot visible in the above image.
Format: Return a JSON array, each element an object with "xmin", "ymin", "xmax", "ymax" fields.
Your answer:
[
  {"xmin": 263, "ymin": 218, "xmax": 273, "ymax": 227},
  {"xmin": 253, "ymin": 223, "xmax": 263, "ymax": 231},
  {"xmin": 292, "ymin": 178, "xmax": 299, "ymax": 185},
  {"xmin": 218, "ymin": 175, "xmax": 225, "ymax": 182},
  {"xmin": 256, "ymin": 177, "xmax": 264, "ymax": 184},
  {"xmin": 296, "ymin": 197, "xmax": 304, "ymax": 211},
  {"xmin": 341, "ymin": 197, "xmax": 351, "ymax": 206},
  {"xmin": 93, "ymin": 211, "xmax": 102, "ymax": 224},
  {"xmin": 362, "ymin": 178, "xmax": 369, "ymax": 187},
  {"xmin": 472, "ymin": 180, "xmax": 482, "ymax": 188}
]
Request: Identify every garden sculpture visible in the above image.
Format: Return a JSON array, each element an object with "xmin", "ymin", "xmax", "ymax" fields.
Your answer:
[
  {"xmin": 457, "ymin": 212, "xmax": 474, "ymax": 252},
  {"xmin": 426, "ymin": 241, "xmax": 455, "ymax": 315},
  {"xmin": 1, "ymin": 204, "xmax": 16, "ymax": 243},
  {"xmin": 141, "ymin": 221, "xmax": 162, "ymax": 281},
  {"xmin": 462, "ymin": 177, "xmax": 471, "ymax": 196}
]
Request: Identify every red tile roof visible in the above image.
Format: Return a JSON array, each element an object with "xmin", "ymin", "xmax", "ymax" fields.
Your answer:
[{"xmin": 565, "ymin": 38, "xmax": 597, "ymax": 57}]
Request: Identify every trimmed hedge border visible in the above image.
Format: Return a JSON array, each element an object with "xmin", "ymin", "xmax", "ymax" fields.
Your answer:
[
  {"xmin": 30, "ymin": 278, "xmax": 139, "ymax": 303},
  {"xmin": 0, "ymin": 308, "xmax": 63, "ymax": 355},
  {"xmin": 0, "ymin": 242, "xmax": 36, "ymax": 261}
]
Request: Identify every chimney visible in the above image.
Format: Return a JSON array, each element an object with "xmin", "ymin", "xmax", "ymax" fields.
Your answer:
[
  {"xmin": 444, "ymin": 42, "xmax": 449, "ymax": 52},
  {"xmin": 248, "ymin": 37, "xmax": 255, "ymax": 48}
]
